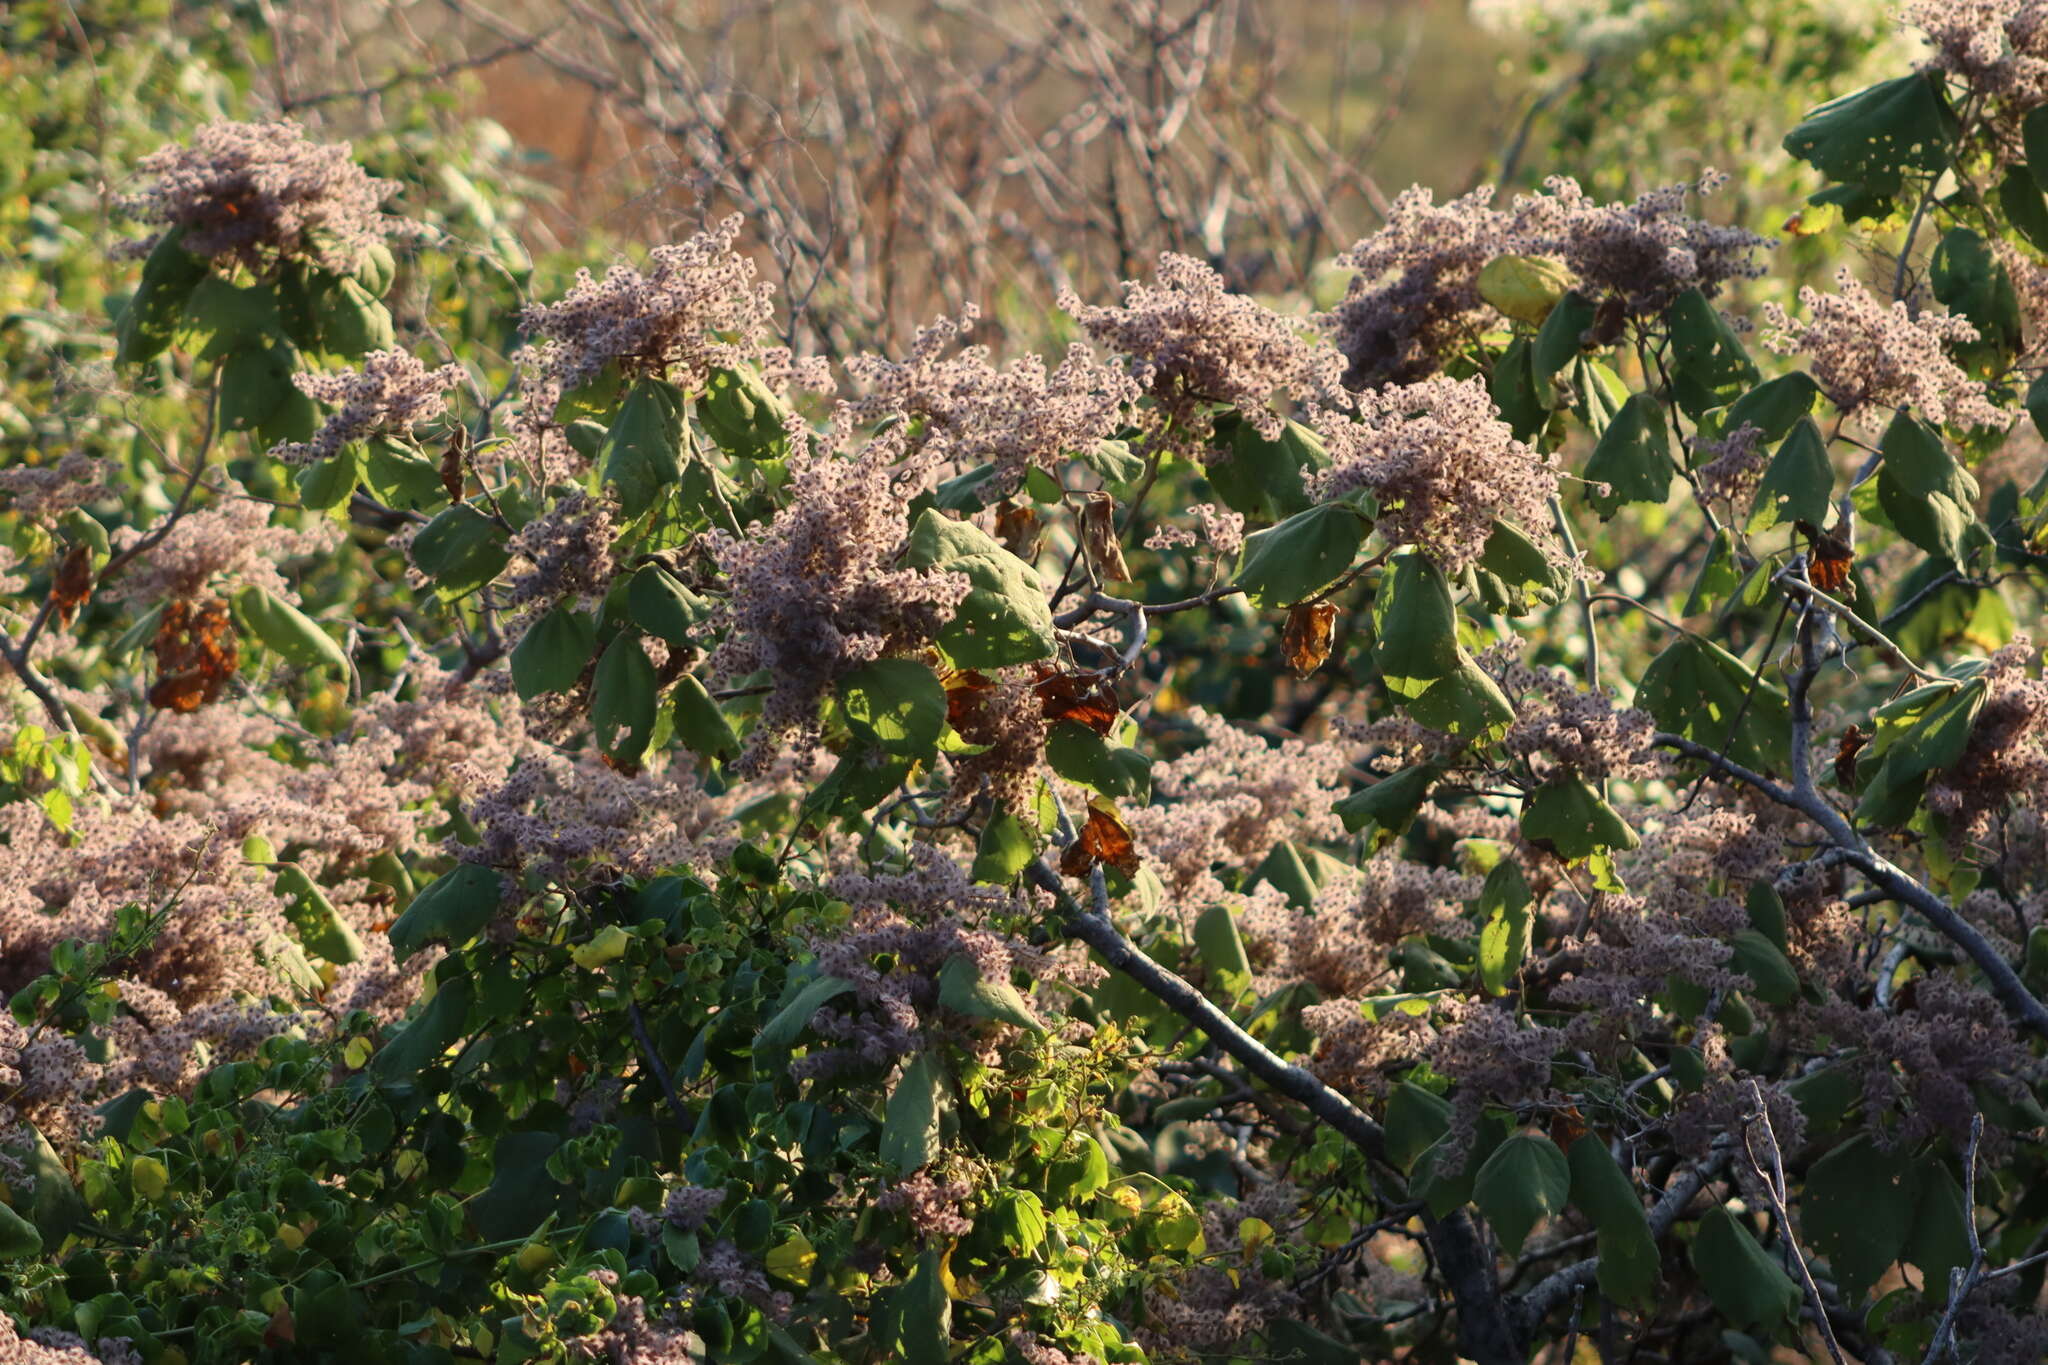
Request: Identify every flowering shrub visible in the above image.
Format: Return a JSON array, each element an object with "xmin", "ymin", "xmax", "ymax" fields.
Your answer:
[{"xmin": 11, "ymin": 4, "xmax": 2048, "ymax": 1364}]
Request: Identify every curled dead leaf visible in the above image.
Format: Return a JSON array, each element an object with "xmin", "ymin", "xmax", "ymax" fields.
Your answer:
[
  {"xmin": 1281, "ymin": 601, "xmax": 1339, "ymax": 678},
  {"xmin": 1834, "ymin": 723, "xmax": 1867, "ymax": 790},
  {"xmin": 1080, "ymin": 492, "xmax": 1130, "ymax": 584},
  {"xmin": 51, "ymin": 543, "xmax": 94, "ymax": 626},
  {"xmin": 1796, "ymin": 520, "xmax": 1853, "ymax": 594},
  {"xmin": 995, "ymin": 500, "xmax": 1043, "ymax": 561}
]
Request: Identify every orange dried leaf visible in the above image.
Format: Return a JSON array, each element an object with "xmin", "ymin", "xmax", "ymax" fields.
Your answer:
[
  {"xmin": 1796, "ymin": 520, "xmax": 1853, "ymax": 594},
  {"xmin": 1060, "ymin": 802, "xmax": 1140, "ymax": 879},
  {"xmin": 148, "ymin": 596, "xmax": 239, "ymax": 713},
  {"xmin": 1281, "ymin": 601, "xmax": 1339, "ymax": 678},
  {"xmin": 51, "ymin": 543, "xmax": 94, "ymax": 626}
]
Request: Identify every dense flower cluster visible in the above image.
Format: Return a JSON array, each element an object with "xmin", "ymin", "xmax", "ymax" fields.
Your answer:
[
  {"xmin": 1125, "ymin": 709, "xmax": 1350, "ymax": 902},
  {"xmin": 268, "ymin": 350, "xmax": 464, "ymax": 466},
  {"xmin": 101, "ymin": 486, "xmax": 341, "ymax": 606},
  {"xmin": 1330, "ymin": 174, "xmax": 1768, "ymax": 388},
  {"xmin": 0, "ymin": 453, "xmax": 110, "ymax": 526},
  {"xmin": 1512, "ymin": 171, "xmax": 1771, "ymax": 317},
  {"xmin": 1690, "ymin": 420, "xmax": 1769, "ymax": 511},
  {"xmin": 1062, "ymin": 254, "xmax": 1343, "ymax": 452},
  {"xmin": 1762, "ymin": 269, "xmax": 2010, "ymax": 427},
  {"xmin": 703, "ymin": 421, "xmax": 968, "ymax": 773},
  {"xmin": 120, "ymin": 120, "xmax": 405, "ymax": 274},
  {"xmin": 516, "ymin": 215, "xmax": 830, "ymax": 400},
  {"xmin": 1499, "ymin": 663, "xmax": 1660, "ymax": 782},
  {"xmin": 1307, "ymin": 378, "xmax": 1559, "ymax": 574},
  {"xmin": 1904, "ymin": 0, "xmax": 2048, "ymax": 111},
  {"xmin": 844, "ymin": 306, "xmax": 1137, "ymax": 492}
]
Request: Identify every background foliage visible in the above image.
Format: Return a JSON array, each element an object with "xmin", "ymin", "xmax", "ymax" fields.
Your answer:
[{"xmin": 5, "ymin": 2, "xmax": 2048, "ymax": 1364}]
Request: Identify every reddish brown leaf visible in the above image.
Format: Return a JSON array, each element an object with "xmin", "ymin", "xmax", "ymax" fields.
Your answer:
[
  {"xmin": 1834, "ymin": 724, "xmax": 1867, "ymax": 790},
  {"xmin": 1060, "ymin": 801, "xmax": 1140, "ymax": 880},
  {"xmin": 1796, "ymin": 520, "xmax": 1853, "ymax": 594},
  {"xmin": 440, "ymin": 425, "xmax": 469, "ymax": 504},
  {"xmin": 51, "ymin": 543, "xmax": 94, "ymax": 626},
  {"xmin": 1032, "ymin": 665, "xmax": 1120, "ymax": 735},
  {"xmin": 995, "ymin": 500, "xmax": 1043, "ymax": 561},
  {"xmin": 942, "ymin": 668, "xmax": 996, "ymax": 732},
  {"xmin": 263, "ymin": 1303, "xmax": 296, "ymax": 1348},
  {"xmin": 147, "ymin": 596, "xmax": 239, "ymax": 713},
  {"xmin": 1281, "ymin": 601, "xmax": 1339, "ymax": 678},
  {"xmin": 1080, "ymin": 492, "xmax": 1129, "ymax": 584},
  {"xmin": 1548, "ymin": 1106, "xmax": 1590, "ymax": 1151},
  {"xmin": 1589, "ymin": 294, "xmax": 1629, "ymax": 348}
]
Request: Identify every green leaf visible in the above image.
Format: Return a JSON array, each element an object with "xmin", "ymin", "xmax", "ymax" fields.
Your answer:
[
  {"xmin": 1383, "ymin": 1081, "xmax": 1453, "ymax": 1173},
  {"xmin": 370, "ymin": 974, "xmax": 476, "ymax": 1080},
  {"xmin": 971, "ymin": 810, "xmax": 1033, "ymax": 883},
  {"xmin": 0, "ymin": 1199, "xmax": 41, "ymax": 1259},
  {"xmin": 1044, "ymin": 719, "xmax": 1151, "ymax": 802},
  {"xmin": 232, "ymin": 584, "xmax": 350, "ymax": 676},
  {"xmin": 1901, "ymin": 1158, "xmax": 1972, "ymax": 1298},
  {"xmin": 839, "ymin": 658, "xmax": 947, "ymax": 757},
  {"xmin": 604, "ymin": 378, "xmax": 687, "ymax": 519},
  {"xmin": 1472, "ymin": 518, "xmax": 1567, "ymax": 615},
  {"xmin": 410, "ymin": 504, "xmax": 510, "ymax": 600},
  {"xmin": 179, "ymin": 275, "xmax": 287, "ymax": 361},
  {"xmin": 591, "ymin": 634, "xmax": 659, "ymax": 764},
  {"xmin": 626, "ymin": 564, "xmax": 711, "ymax": 645},
  {"xmin": 1999, "ymin": 166, "xmax": 2048, "ymax": 255},
  {"xmin": 698, "ymin": 364, "xmax": 793, "ymax": 460},
  {"xmin": 906, "ymin": 510, "xmax": 1057, "ymax": 668},
  {"xmin": 1801, "ymin": 1134, "xmax": 1920, "ymax": 1304},
  {"xmin": 881, "ymin": 1053, "xmax": 946, "ymax": 1174},
  {"xmin": 1636, "ymin": 634, "xmax": 1790, "ymax": 775},
  {"xmin": 937, "ymin": 954, "xmax": 1043, "ymax": 1031},
  {"xmin": 116, "ymin": 227, "xmax": 207, "ymax": 365},
  {"xmin": 886, "ymin": 1249, "xmax": 954, "ymax": 1365},
  {"xmin": 756, "ymin": 975, "xmax": 855, "ymax": 1053},
  {"xmin": 273, "ymin": 864, "xmax": 365, "ymax": 965},
  {"xmin": 1207, "ymin": 416, "xmax": 1327, "ymax": 521},
  {"xmin": 1078, "ymin": 436, "xmax": 1148, "ymax": 486},
  {"xmin": 1584, "ymin": 393, "xmax": 1673, "ymax": 517},
  {"xmin": 2027, "ymin": 106, "xmax": 2048, "ymax": 197},
  {"xmin": 1477, "ymin": 861, "xmax": 1533, "ymax": 996},
  {"xmin": 1520, "ymin": 778, "xmax": 1639, "ymax": 860},
  {"xmin": 320, "ymin": 278, "xmax": 395, "ymax": 356},
  {"xmin": 1727, "ymin": 929, "xmax": 1798, "ymax": 1006},
  {"xmin": 1472, "ymin": 1132, "xmax": 1570, "ymax": 1256},
  {"xmin": 1857, "ymin": 677, "xmax": 1986, "ymax": 825},
  {"xmin": 1666, "ymin": 289, "xmax": 1759, "ymax": 418},
  {"xmin": 988, "ymin": 1190, "xmax": 1048, "ymax": 1256},
  {"xmin": 672, "ymin": 676, "xmax": 740, "ymax": 761},
  {"xmin": 217, "ymin": 338, "xmax": 300, "ymax": 433},
  {"xmin": 1567, "ymin": 1136, "xmax": 1658, "ymax": 1309},
  {"xmin": 1723, "ymin": 373, "xmax": 1822, "ymax": 445},
  {"xmin": 1876, "ymin": 412, "xmax": 1980, "ymax": 562},
  {"xmin": 295, "ymin": 444, "xmax": 362, "ymax": 512},
  {"xmin": 1193, "ymin": 904, "xmax": 1252, "ymax": 999},
  {"xmin": 1333, "ymin": 763, "xmax": 1441, "ymax": 839},
  {"xmin": 1233, "ymin": 502, "xmax": 1366, "ymax": 609},
  {"xmin": 1692, "ymin": 1206, "xmax": 1801, "ymax": 1329},
  {"xmin": 1490, "ymin": 336, "xmax": 1547, "ymax": 443},
  {"xmin": 510, "ymin": 603, "xmax": 596, "ymax": 700},
  {"xmin": 1406, "ymin": 659, "xmax": 1517, "ymax": 741},
  {"xmin": 1748, "ymin": 418, "xmax": 1835, "ymax": 534},
  {"xmin": 363, "ymin": 438, "xmax": 446, "ymax": 512},
  {"xmin": 1931, "ymin": 227, "xmax": 2022, "ymax": 367},
  {"xmin": 1372, "ymin": 552, "xmax": 1461, "ymax": 698},
  {"xmin": 388, "ymin": 863, "xmax": 503, "ymax": 962},
  {"xmin": 1684, "ymin": 527, "xmax": 1744, "ymax": 615},
  {"xmin": 1533, "ymin": 290, "xmax": 1599, "ymax": 385},
  {"xmin": 1783, "ymin": 74, "xmax": 1958, "ymax": 219}
]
